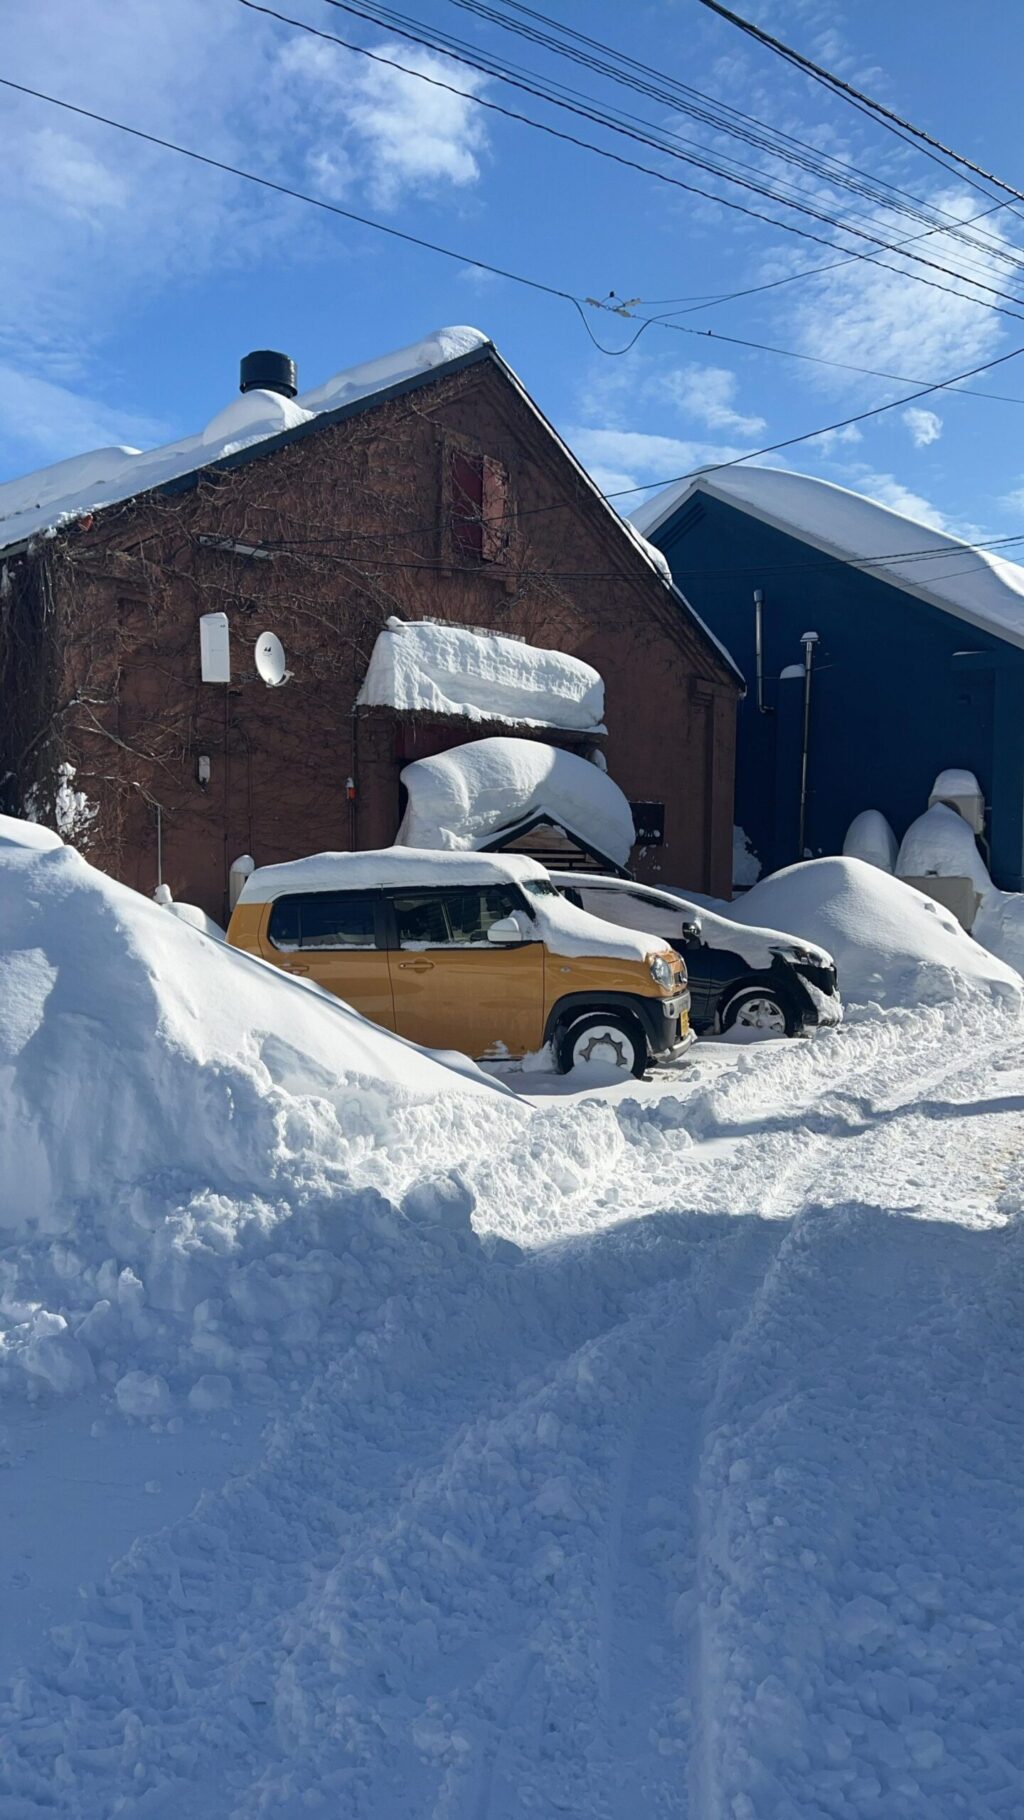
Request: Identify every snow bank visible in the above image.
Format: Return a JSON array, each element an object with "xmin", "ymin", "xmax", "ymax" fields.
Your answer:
[
  {"xmin": 0, "ymin": 818, "xmax": 525, "ymax": 1403},
  {"xmin": 357, "ymin": 616, "xmax": 605, "ymax": 730},
  {"xmin": 632, "ymin": 466, "xmax": 1024, "ymax": 648},
  {"xmin": 397, "ymin": 736, "xmax": 636, "ymax": 865},
  {"xmin": 844, "ymin": 807, "xmax": 898, "ymax": 872},
  {"xmin": 0, "ymin": 329, "xmax": 490, "ymax": 551},
  {"xmin": 728, "ymin": 855, "xmax": 1021, "ymax": 1010}
]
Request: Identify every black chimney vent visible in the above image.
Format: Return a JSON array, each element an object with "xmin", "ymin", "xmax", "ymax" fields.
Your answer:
[{"xmin": 239, "ymin": 350, "xmax": 298, "ymax": 398}]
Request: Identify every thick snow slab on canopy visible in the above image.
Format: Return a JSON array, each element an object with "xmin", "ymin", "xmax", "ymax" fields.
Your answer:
[
  {"xmin": 397, "ymin": 736, "xmax": 636, "ymax": 864},
  {"xmin": 0, "ymin": 329, "xmax": 489, "ymax": 551},
  {"xmin": 632, "ymin": 465, "xmax": 1024, "ymax": 650},
  {"xmin": 357, "ymin": 616, "xmax": 605, "ymax": 730},
  {"xmin": 728, "ymin": 854, "xmax": 1021, "ymax": 1009},
  {"xmin": 0, "ymin": 819, "xmax": 512, "ymax": 1242}
]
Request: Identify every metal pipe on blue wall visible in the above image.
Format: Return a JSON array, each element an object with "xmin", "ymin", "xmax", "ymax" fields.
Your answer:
[
  {"xmin": 798, "ymin": 631, "xmax": 819, "ymax": 858},
  {"xmin": 754, "ymin": 588, "xmax": 769, "ymax": 713}
]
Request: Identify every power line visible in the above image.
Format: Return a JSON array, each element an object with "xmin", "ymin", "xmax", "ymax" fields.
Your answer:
[
  {"xmin": 310, "ymin": 0, "xmax": 1024, "ymax": 311},
  {"xmin": 7, "ymin": 68, "xmax": 1024, "ymax": 549},
  {"xmin": 11, "ymin": 63, "xmax": 1024, "ymax": 405},
  {"xmin": 696, "ymin": 0, "xmax": 1024, "ymax": 219},
  {"xmin": 445, "ymin": 0, "xmax": 1024, "ymax": 262}
]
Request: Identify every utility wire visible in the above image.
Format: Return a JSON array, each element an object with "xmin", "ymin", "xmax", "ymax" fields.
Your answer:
[
  {"xmin": 7, "ymin": 70, "xmax": 1024, "ymax": 552},
  {"xmin": 10, "ymin": 64, "xmax": 1024, "ymax": 402},
  {"xmin": 695, "ymin": 0, "xmax": 1024, "ymax": 221},
  {"xmin": 321, "ymin": 0, "xmax": 1024, "ymax": 285},
  {"xmin": 310, "ymin": 0, "xmax": 1024, "ymax": 310},
  {"xmin": 445, "ymin": 0, "xmax": 1024, "ymax": 262}
]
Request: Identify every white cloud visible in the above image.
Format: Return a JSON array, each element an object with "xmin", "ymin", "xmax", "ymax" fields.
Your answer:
[
  {"xmin": 0, "ymin": 364, "xmax": 168, "ymax": 469},
  {"xmin": 0, "ymin": 5, "xmax": 494, "ymax": 477},
  {"xmin": 792, "ymin": 188, "xmax": 1019, "ymax": 395},
  {"xmin": 280, "ymin": 38, "xmax": 489, "ymax": 211},
  {"xmin": 841, "ymin": 465, "xmax": 987, "ymax": 542},
  {"xmin": 902, "ymin": 407, "xmax": 943, "ymax": 447},
  {"xmin": 999, "ymin": 482, "xmax": 1024, "ymax": 515},
  {"xmin": 659, "ymin": 364, "xmax": 767, "ymax": 435},
  {"xmin": 565, "ymin": 426, "xmax": 747, "ymax": 497},
  {"xmin": 806, "ymin": 424, "xmax": 863, "ymax": 453}
]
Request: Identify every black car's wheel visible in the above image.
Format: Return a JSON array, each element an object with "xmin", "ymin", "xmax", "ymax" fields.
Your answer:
[
  {"xmin": 556, "ymin": 1011, "xmax": 648, "ymax": 1077},
  {"xmin": 720, "ymin": 986, "xmax": 795, "ymax": 1037}
]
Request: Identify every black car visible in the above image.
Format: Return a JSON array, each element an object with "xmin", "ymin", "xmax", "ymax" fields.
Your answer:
[{"xmin": 548, "ymin": 872, "xmax": 841, "ymax": 1037}]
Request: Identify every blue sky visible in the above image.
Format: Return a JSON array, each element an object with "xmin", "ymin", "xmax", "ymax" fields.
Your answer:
[{"xmin": 4, "ymin": 0, "xmax": 1024, "ymax": 541}]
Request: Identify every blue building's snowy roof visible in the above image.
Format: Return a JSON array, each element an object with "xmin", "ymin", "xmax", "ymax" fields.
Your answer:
[{"xmin": 633, "ymin": 467, "xmax": 1024, "ymax": 654}]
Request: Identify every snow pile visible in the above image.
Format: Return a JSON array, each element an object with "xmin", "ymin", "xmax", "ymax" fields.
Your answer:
[
  {"xmin": 844, "ymin": 807, "xmax": 899, "ymax": 872},
  {"xmin": 0, "ymin": 329, "xmax": 490, "ymax": 550},
  {"xmin": 357, "ymin": 616, "xmax": 605, "ymax": 730},
  {"xmin": 897, "ymin": 801, "xmax": 1024, "ymax": 976},
  {"xmin": 727, "ymin": 854, "xmax": 1021, "ymax": 1010},
  {"xmin": 896, "ymin": 801, "xmax": 991, "ymax": 896},
  {"xmin": 632, "ymin": 465, "xmax": 1024, "ymax": 648},
  {"xmin": 397, "ymin": 736, "xmax": 636, "ymax": 865},
  {"xmin": 0, "ymin": 816, "xmax": 523, "ymax": 1405}
]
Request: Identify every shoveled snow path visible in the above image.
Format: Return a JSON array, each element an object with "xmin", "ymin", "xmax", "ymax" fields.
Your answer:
[{"xmin": 2, "ymin": 1003, "xmax": 1023, "ymax": 1817}]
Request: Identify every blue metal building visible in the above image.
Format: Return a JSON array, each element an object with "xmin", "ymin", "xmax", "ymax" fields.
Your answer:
[{"xmin": 634, "ymin": 468, "xmax": 1024, "ymax": 890}]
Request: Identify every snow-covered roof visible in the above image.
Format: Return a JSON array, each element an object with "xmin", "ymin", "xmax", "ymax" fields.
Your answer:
[
  {"xmin": 237, "ymin": 845, "xmax": 549, "ymax": 903},
  {"xmin": 0, "ymin": 328, "xmax": 490, "ymax": 552},
  {"xmin": 356, "ymin": 617, "xmax": 605, "ymax": 731},
  {"xmin": 396, "ymin": 737, "xmax": 636, "ymax": 866},
  {"xmin": 631, "ymin": 466, "xmax": 1024, "ymax": 652},
  {"xmin": 0, "ymin": 322, "xmax": 742, "ymax": 685}
]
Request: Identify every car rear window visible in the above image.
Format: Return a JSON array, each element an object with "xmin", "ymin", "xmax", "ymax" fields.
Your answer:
[
  {"xmin": 268, "ymin": 892, "xmax": 376, "ymax": 951},
  {"xmin": 391, "ymin": 887, "xmax": 522, "ymax": 947}
]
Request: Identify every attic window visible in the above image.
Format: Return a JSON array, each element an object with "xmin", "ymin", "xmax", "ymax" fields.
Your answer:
[{"xmin": 449, "ymin": 448, "xmax": 511, "ymax": 562}]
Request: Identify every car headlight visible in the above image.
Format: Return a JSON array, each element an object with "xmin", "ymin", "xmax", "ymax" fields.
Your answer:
[{"xmin": 648, "ymin": 953, "xmax": 674, "ymax": 988}]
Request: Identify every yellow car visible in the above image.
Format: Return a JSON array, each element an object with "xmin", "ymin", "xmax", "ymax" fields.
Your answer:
[{"xmin": 227, "ymin": 850, "xmax": 693, "ymax": 1077}]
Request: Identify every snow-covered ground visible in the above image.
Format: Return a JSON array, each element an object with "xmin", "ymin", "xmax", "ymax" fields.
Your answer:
[{"xmin": 2, "ymin": 826, "xmax": 1024, "ymax": 1817}]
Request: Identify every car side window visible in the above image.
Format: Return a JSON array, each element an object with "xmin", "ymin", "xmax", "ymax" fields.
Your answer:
[
  {"xmin": 268, "ymin": 891, "xmax": 377, "ymax": 951},
  {"xmin": 392, "ymin": 887, "xmax": 522, "ymax": 948}
]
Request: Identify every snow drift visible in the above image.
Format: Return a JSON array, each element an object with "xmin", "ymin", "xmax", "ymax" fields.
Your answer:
[
  {"xmin": 357, "ymin": 616, "xmax": 605, "ymax": 731},
  {"xmin": 727, "ymin": 855, "xmax": 1022, "ymax": 1010},
  {"xmin": 397, "ymin": 736, "xmax": 636, "ymax": 864},
  {"xmin": 0, "ymin": 817, "xmax": 524, "ymax": 1400}
]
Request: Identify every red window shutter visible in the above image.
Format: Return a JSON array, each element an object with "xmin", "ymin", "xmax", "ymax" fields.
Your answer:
[
  {"xmin": 481, "ymin": 456, "xmax": 510, "ymax": 562},
  {"xmin": 450, "ymin": 449, "xmax": 484, "ymax": 557}
]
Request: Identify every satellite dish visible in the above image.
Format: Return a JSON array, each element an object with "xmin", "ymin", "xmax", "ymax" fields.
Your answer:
[{"xmin": 254, "ymin": 630, "xmax": 289, "ymax": 687}]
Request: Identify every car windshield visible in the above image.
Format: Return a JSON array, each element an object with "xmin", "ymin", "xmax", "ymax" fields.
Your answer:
[{"xmin": 521, "ymin": 878, "xmax": 560, "ymax": 897}]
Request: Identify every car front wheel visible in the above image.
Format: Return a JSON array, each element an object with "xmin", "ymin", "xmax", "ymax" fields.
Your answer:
[
  {"xmin": 556, "ymin": 1011, "xmax": 647, "ymax": 1077},
  {"xmin": 720, "ymin": 987, "xmax": 794, "ymax": 1037}
]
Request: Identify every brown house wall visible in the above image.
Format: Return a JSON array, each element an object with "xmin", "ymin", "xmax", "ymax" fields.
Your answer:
[{"xmin": 5, "ymin": 357, "xmax": 738, "ymax": 921}]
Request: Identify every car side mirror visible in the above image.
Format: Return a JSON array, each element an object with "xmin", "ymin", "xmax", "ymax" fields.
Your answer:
[
  {"xmin": 680, "ymin": 920, "xmax": 702, "ymax": 945},
  {"xmin": 487, "ymin": 916, "xmax": 525, "ymax": 944}
]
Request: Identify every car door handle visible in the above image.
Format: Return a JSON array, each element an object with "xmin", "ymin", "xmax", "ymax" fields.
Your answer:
[
  {"xmin": 284, "ymin": 961, "xmax": 310, "ymax": 975},
  {"xmin": 399, "ymin": 959, "xmax": 434, "ymax": 971}
]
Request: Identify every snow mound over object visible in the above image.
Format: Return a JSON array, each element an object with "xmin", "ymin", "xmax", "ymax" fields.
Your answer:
[
  {"xmin": 0, "ymin": 328, "xmax": 490, "ymax": 550},
  {"xmin": 897, "ymin": 801, "xmax": 1024, "ymax": 977},
  {"xmin": 0, "ymin": 818, "xmax": 513, "ymax": 1240},
  {"xmin": 398, "ymin": 736, "xmax": 636, "ymax": 864},
  {"xmin": 844, "ymin": 807, "xmax": 898, "ymax": 872},
  {"xmin": 357, "ymin": 616, "xmax": 605, "ymax": 730},
  {"xmin": 632, "ymin": 466, "xmax": 1024, "ymax": 648},
  {"xmin": 729, "ymin": 855, "xmax": 1021, "ymax": 1009}
]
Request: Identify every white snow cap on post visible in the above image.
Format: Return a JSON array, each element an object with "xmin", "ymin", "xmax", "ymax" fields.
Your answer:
[
  {"xmin": 357, "ymin": 618, "xmax": 605, "ymax": 731},
  {"xmin": 397, "ymin": 737, "xmax": 635, "ymax": 865},
  {"xmin": 843, "ymin": 810, "xmax": 899, "ymax": 873}
]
